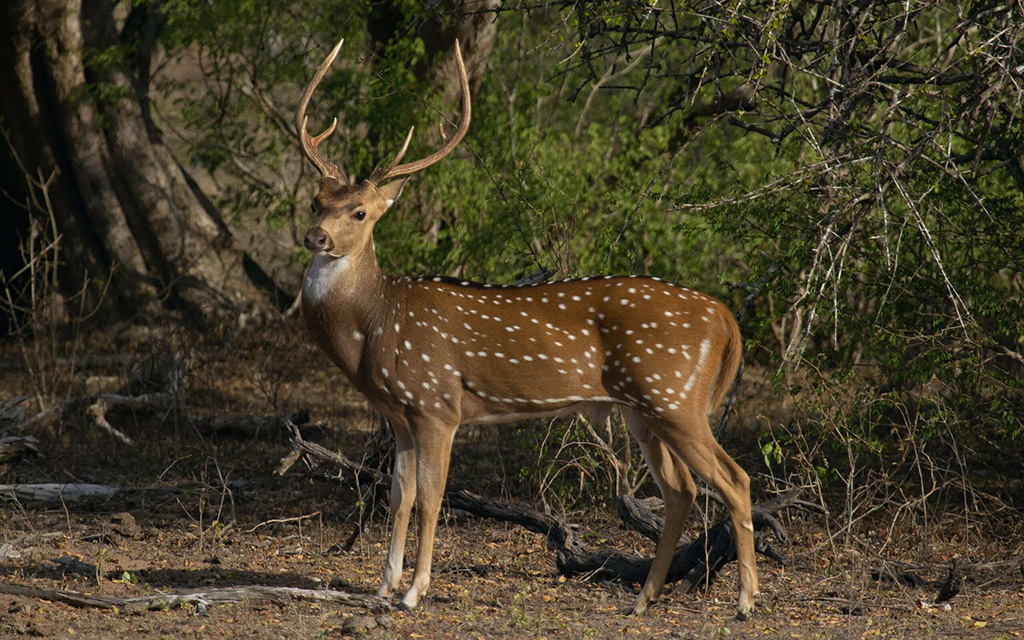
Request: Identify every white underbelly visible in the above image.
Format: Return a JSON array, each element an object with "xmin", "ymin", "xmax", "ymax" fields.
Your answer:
[{"xmin": 462, "ymin": 399, "xmax": 619, "ymax": 426}]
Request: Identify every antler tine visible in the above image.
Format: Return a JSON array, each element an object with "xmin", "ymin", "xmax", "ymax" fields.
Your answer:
[
  {"xmin": 310, "ymin": 116, "xmax": 338, "ymax": 146},
  {"xmin": 368, "ymin": 126, "xmax": 415, "ymax": 185},
  {"xmin": 297, "ymin": 38, "xmax": 346, "ymax": 182},
  {"xmin": 366, "ymin": 39, "xmax": 471, "ymax": 186}
]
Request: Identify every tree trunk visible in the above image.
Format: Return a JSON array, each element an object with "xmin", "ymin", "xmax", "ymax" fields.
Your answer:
[
  {"xmin": 368, "ymin": 0, "xmax": 499, "ymax": 92},
  {"xmin": 0, "ymin": 0, "xmax": 283, "ymax": 321}
]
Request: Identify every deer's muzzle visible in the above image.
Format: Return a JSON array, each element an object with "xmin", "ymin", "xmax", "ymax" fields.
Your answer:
[{"xmin": 303, "ymin": 227, "xmax": 333, "ymax": 253}]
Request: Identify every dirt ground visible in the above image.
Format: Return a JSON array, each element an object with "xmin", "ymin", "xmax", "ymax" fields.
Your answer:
[{"xmin": 1, "ymin": 319, "xmax": 1022, "ymax": 639}]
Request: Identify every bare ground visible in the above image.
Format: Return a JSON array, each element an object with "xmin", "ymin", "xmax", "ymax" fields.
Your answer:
[{"xmin": 1, "ymin": 318, "xmax": 1022, "ymax": 639}]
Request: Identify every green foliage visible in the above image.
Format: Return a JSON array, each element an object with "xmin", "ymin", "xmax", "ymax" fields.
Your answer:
[
  {"xmin": 156, "ymin": 0, "xmax": 1023, "ymax": 506},
  {"xmin": 160, "ymin": 1, "xmax": 757, "ymax": 292}
]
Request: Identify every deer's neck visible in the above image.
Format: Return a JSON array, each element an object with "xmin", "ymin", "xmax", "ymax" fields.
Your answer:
[{"xmin": 301, "ymin": 249, "xmax": 400, "ymax": 381}]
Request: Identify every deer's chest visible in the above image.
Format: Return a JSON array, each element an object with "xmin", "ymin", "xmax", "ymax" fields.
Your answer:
[{"xmin": 303, "ymin": 255, "xmax": 351, "ymax": 304}]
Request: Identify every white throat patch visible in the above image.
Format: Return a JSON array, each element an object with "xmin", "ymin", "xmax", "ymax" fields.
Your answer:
[{"xmin": 303, "ymin": 254, "xmax": 351, "ymax": 304}]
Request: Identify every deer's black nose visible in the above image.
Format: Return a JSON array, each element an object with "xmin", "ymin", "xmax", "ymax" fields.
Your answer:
[{"xmin": 304, "ymin": 228, "xmax": 329, "ymax": 252}]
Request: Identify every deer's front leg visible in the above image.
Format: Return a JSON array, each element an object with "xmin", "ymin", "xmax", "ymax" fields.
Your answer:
[
  {"xmin": 397, "ymin": 421, "xmax": 456, "ymax": 610},
  {"xmin": 379, "ymin": 427, "xmax": 416, "ymax": 598}
]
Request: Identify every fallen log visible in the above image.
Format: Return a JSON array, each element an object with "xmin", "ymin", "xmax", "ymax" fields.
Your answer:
[
  {"xmin": 0, "ymin": 435, "xmax": 40, "ymax": 466},
  {"xmin": 617, "ymin": 495, "xmax": 666, "ymax": 543},
  {"xmin": 0, "ymin": 396, "xmax": 27, "ymax": 429},
  {"xmin": 18, "ymin": 389, "xmax": 309, "ymax": 441},
  {"xmin": 20, "ymin": 392, "xmax": 177, "ymax": 433},
  {"xmin": 0, "ymin": 583, "xmax": 124, "ymax": 610},
  {"xmin": 0, "ymin": 583, "xmax": 389, "ymax": 613},
  {"xmin": 0, "ymin": 483, "xmax": 122, "ymax": 503},
  {"xmin": 448, "ymin": 488, "xmax": 790, "ymax": 590}
]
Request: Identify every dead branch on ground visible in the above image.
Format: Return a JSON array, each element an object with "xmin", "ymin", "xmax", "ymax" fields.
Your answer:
[
  {"xmin": 0, "ymin": 435, "xmax": 40, "ymax": 466},
  {"xmin": 16, "ymin": 389, "xmax": 310, "ymax": 440},
  {"xmin": 0, "ymin": 482, "xmax": 123, "ymax": 503},
  {"xmin": 0, "ymin": 582, "xmax": 389, "ymax": 614}
]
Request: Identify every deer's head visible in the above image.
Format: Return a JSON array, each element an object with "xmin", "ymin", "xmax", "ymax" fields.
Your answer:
[{"xmin": 296, "ymin": 39, "xmax": 470, "ymax": 262}]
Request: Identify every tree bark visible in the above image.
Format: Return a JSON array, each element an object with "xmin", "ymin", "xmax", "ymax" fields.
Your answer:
[
  {"xmin": 0, "ymin": 0, "xmax": 283, "ymax": 321},
  {"xmin": 367, "ymin": 0, "xmax": 499, "ymax": 93}
]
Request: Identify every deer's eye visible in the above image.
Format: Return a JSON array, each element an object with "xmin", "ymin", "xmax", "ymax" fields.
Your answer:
[{"xmin": 353, "ymin": 210, "xmax": 366, "ymax": 221}]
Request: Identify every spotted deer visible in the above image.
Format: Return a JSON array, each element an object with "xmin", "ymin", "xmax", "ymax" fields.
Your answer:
[{"xmin": 296, "ymin": 39, "xmax": 758, "ymax": 618}]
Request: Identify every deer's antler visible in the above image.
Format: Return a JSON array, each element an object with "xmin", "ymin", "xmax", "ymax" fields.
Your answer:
[
  {"xmin": 366, "ymin": 40, "xmax": 471, "ymax": 186},
  {"xmin": 296, "ymin": 38, "xmax": 347, "ymax": 183}
]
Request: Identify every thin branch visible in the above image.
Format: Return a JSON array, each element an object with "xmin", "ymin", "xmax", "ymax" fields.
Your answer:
[{"xmin": 0, "ymin": 583, "xmax": 390, "ymax": 613}]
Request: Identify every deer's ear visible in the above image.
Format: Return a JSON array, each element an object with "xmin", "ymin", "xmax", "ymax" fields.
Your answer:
[{"xmin": 378, "ymin": 177, "xmax": 410, "ymax": 208}]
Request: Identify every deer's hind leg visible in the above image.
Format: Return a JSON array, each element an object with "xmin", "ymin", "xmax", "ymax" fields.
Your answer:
[
  {"xmin": 646, "ymin": 408, "xmax": 758, "ymax": 618},
  {"xmin": 622, "ymin": 408, "xmax": 698, "ymax": 615}
]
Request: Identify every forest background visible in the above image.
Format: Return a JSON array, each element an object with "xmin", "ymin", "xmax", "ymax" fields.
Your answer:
[{"xmin": 1, "ymin": 1, "xmax": 1022, "ymax": 636}]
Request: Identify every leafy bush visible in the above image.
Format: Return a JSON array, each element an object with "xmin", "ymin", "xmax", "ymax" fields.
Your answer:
[{"xmin": 159, "ymin": 1, "xmax": 1023, "ymax": 516}]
